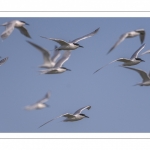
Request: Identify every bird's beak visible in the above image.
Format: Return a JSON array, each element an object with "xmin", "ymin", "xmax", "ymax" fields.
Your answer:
[
  {"xmin": 141, "ymin": 60, "xmax": 145, "ymax": 62},
  {"xmin": 79, "ymin": 45, "xmax": 84, "ymax": 48},
  {"xmin": 25, "ymin": 23, "xmax": 29, "ymax": 25},
  {"xmin": 85, "ymin": 115, "xmax": 89, "ymax": 118},
  {"xmin": 66, "ymin": 68, "xmax": 71, "ymax": 71},
  {"xmin": 46, "ymin": 104, "xmax": 50, "ymax": 107}
]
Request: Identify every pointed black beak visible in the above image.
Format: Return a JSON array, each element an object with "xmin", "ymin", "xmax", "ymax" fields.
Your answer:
[
  {"xmin": 66, "ymin": 68, "xmax": 71, "ymax": 71},
  {"xmin": 84, "ymin": 115, "xmax": 89, "ymax": 118},
  {"xmin": 25, "ymin": 23, "xmax": 29, "ymax": 25},
  {"xmin": 79, "ymin": 45, "xmax": 84, "ymax": 48},
  {"xmin": 45, "ymin": 104, "xmax": 50, "ymax": 107},
  {"xmin": 141, "ymin": 59, "xmax": 145, "ymax": 62}
]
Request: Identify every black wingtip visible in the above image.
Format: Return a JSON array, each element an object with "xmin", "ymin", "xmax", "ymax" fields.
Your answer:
[
  {"xmin": 26, "ymin": 40, "xmax": 31, "ymax": 44},
  {"xmin": 95, "ymin": 27, "xmax": 100, "ymax": 33},
  {"xmin": 107, "ymin": 49, "xmax": 113, "ymax": 55}
]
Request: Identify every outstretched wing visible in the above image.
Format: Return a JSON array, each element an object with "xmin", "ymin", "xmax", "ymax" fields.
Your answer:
[
  {"xmin": 38, "ymin": 113, "xmax": 73, "ymax": 128},
  {"xmin": 17, "ymin": 26, "xmax": 31, "ymax": 38},
  {"xmin": 71, "ymin": 27, "xmax": 100, "ymax": 43},
  {"xmin": 135, "ymin": 29, "xmax": 145, "ymax": 43},
  {"xmin": 25, "ymin": 104, "xmax": 38, "ymax": 110},
  {"xmin": 130, "ymin": 43, "xmax": 145, "ymax": 59},
  {"xmin": 107, "ymin": 33, "xmax": 128, "ymax": 54},
  {"xmin": 51, "ymin": 46, "xmax": 61, "ymax": 62},
  {"xmin": 27, "ymin": 41, "xmax": 53, "ymax": 65},
  {"xmin": 93, "ymin": 58, "xmax": 129, "ymax": 74},
  {"xmin": 55, "ymin": 50, "xmax": 71, "ymax": 68},
  {"xmin": 123, "ymin": 66, "xmax": 150, "ymax": 82},
  {"xmin": 1, "ymin": 22, "xmax": 15, "ymax": 39},
  {"xmin": 40, "ymin": 36, "xmax": 69, "ymax": 46},
  {"xmin": 140, "ymin": 50, "xmax": 150, "ymax": 56},
  {"xmin": 73, "ymin": 106, "xmax": 91, "ymax": 115},
  {"xmin": 37, "ymin": 91, "xmax": 51, "ymax": 103}
]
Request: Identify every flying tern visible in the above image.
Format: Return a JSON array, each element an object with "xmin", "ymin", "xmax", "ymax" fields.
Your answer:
[
  {"xmin": 94, "ymin": 44, "xmax": 145, "ymax": 74},
  {"xmin": 40, "ymin": 27, "xmax": 100, "ymax": 50},
  {"xmin": 27, "ymin": 41, "xmax": 61, "ymax": 68},
  {"xmin": 0, "ymin": 57, "xmax": 8, "ymax": 66},
  {"xmin": 1, "ymin": 20, "xmax": 31, "ymax": 39},
  {"xmin": 39, "ymin": 50, "xmax": 71, "ymax": 74},
  {"xmin": 107, "ymin": 29, "xmax": 145, "ymax": 54},
  {"xmin": 39, "ymin": 105, "xmax": 91, "ymax": 128},
  {"xmin": 123, "ymin": 66, "xmax": 150, "ymax": 86},
  {"xmin": 25, "ymin": 92, "xmax": 50, "ymax": 110}
]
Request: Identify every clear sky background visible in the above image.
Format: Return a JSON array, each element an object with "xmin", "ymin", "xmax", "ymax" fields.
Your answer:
[{"xmin": 1, "ymin": 17, "xmax": 150, "ymax": 133}]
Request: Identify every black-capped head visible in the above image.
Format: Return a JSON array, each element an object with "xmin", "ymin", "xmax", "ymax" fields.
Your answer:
[
  {"xmin": 80, "ymin": 114, "xmax": 89, "ymax": 118},
  {"xmin": 61, "ymin": 67, "xmax": 71, "ymax": 71},
  {"xmin": 20, "ymin": 21, "xmax": 29, "ymax": 25},
  {"xmin": 73, "ymin": 43, "xmax": 83, "ymax": 48},
  {"xmin": 135, "ymin": 58, "xmax": 145, "ymax": 62}
]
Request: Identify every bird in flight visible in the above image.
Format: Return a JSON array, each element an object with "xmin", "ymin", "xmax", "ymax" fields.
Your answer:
[
  {"xmin": 1, "ymin": 20, "xmax": 31, "ymax": 39},
  {"xmin": 25, "ymin": 92, "xmax": 51, "ymax": 110},
  {"xmin": 40, "ymin": 27, "xmax": 100, "ymax": 50},
  {"xmin": 94, "ymin": 44, "xmax": 145, "ymax": 74},
  {"xmin": 107, "ymin": 29, "xmax": 145, "ymax": 54},
  {"xmin": 38, "ymin": 105, "xmax": 91, "ymax": 128}
]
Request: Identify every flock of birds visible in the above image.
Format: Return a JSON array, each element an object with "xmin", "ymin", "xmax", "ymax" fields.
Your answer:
[{"xmin": 1, "ymin": 19, "xmax": 150, "ymax": 129}]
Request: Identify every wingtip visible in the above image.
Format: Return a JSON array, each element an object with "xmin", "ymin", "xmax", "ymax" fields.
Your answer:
[
  {"xmin": 87, "ymin": 105, "xmax": 91, "ymax": 110},
  {"xmin": 96, "ymin": 27, "xmax": 100, "ymax": 31},
  {"xmin": 26, "ymin": 40, "xmax": 31, "ymax": 44},
  {"xmin": 107, "ymin": 49, "xmax": 112, "ymax": 55},
  {"xmin": 40, "ymin": 35, "xmax": 46, "ymax": 39},
  {"xmin": 38, "ymin": 126, "xmax": 42, "ymax": 129},
  {"xmin": 106, "ymin": 51, "xmax": 110, "ymax": 55},
  {"xmin": 93, "ymin": 70, "xmax": 98, "ymax": 74}
]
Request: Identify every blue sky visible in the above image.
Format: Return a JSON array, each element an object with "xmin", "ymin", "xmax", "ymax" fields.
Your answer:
[{"xmin": 1, "ymin": 17, "xmax": 150, "ymax": 133}]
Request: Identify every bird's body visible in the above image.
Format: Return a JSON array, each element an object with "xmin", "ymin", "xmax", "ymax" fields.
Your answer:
[
  {"xmin": 120, "ymin": 58, "xmax": 143, "ymax": 66},
  {"xmin": 123, "ymin": 66, "xmax": 150, "ymax": 86},
  {"xmin": 39, "ymin": 105, "xmax": 91, "ymax": 128},
  {"xmin": 25, "ymin": 92, "xmax": 50, "ymax": 110},
  {"xmin": 63, "ymin": 114, "xmax": 86, "ymax": 122},
  {"xmin": 1, "ymin": 20, "xmax": 31, "ymax": 39},
  {"xmin": 107, "ymin": 29, "xmax": 145, "ymax": 54},
  {"xmin": 40, "ymin": 67, "xmax": 71, "ymax": 74},
  {"xmin": 40, "ymin": 27, "xmax": 100, "ymax": 50},
  {"xmin": 94, "ymin": 44, "xmax": 145, "ymax": 74}
]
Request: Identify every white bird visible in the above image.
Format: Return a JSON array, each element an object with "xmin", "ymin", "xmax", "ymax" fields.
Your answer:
[
  {"xmin": 40, "ymin": 27, "xmax": 100, "ymax": 50},
  {"xmin": 123, "ymin": 66, "xmax": 150, "ymax": 86},
  {"xmin": 0, "ymin": 57, "xmax": 8, "ymax": 66},
  {"xmin": 94, "ymin": 44, "xmax": 145, "ymax": 74},
  {"xmin": 25, "ymin": 92, "xmax": 50, "ymax": 110},
  {"xmin": 39, "ymin": 105, "xmax": 91, "ymax": 128},
  {"xmin": 107, "ymin": 29, "xmax": 145, "ymax": 54},
  {"xmin": 27, "ymin": 41, "xmax": 61, "ymax": 68},
  {"xmin": 39, "ymin": 50, "xmax": 71, "ymax": 74},
  {"xmin": 1, "ymin": 20, "xmax": 31, "ymax": 39}
]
